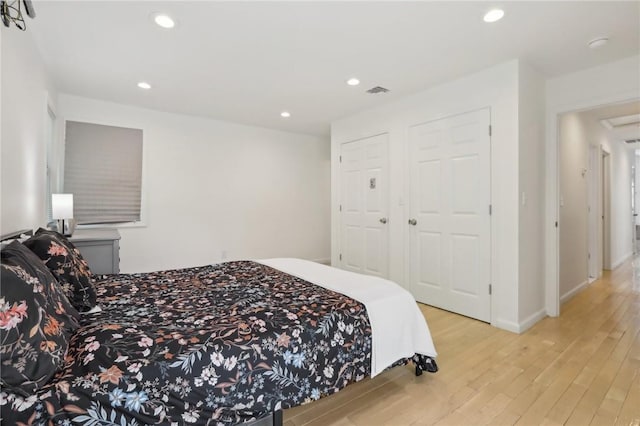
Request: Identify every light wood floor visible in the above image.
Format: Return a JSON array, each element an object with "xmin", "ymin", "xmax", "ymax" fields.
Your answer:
[{"xmin": 284, "ymin": 256, "xmax": 640, "ymax": 426}]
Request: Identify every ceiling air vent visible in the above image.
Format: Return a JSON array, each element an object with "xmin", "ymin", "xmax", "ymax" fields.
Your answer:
[
  {"xmin": 625, "ymin": 139, "xmax": 640, "ymax": 144},
  {"xmin": 366, "ymin": 86, "xmax": 390, "ymax": 94}
]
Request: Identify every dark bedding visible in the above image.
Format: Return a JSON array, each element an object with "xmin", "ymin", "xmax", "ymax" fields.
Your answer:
[{"xmin": 1, "ymin": 261, "xmax": 373, "ymax": 425}]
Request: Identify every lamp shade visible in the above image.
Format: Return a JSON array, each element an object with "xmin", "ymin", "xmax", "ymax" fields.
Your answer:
[{"xmin": 52, "ymin": 193, "xmax": 73, "ymax": 219}]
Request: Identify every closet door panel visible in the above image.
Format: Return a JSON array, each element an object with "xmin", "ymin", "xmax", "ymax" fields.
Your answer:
[
  {"xmin": 339, "ymin": 134, "xmax": 389, "ymax": 278},
  {"xmin": 409, "ymin": 108, "xmax": 491, "ymax": 322}
]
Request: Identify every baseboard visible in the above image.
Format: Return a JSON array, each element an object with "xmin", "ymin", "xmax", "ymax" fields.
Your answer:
[
  {"xmin": 312, "ymin": 258, "xmax": 331, "ymax": 265},
  {"xmin": 560, "ymin": 280, "xmax": 589, "ymax": 304},
  {"xmin": 611, "ymin": 251, "xmax": 633, "ymax": 270},
  {"xmin": 494, "ymin": 308, "xmax": 547, "ymax": 334},
  {"xmin": 518, "ymin": 309, "xmax": 547, "ymax": 333},
  {"xmin": 493, "ymin": 318, "xmax": 520, "ymax": 334}
]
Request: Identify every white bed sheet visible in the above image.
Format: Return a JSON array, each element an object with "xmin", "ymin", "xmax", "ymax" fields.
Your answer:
[{"xmin": 257, "ymin": 258, "xmax": 437, "ymax": 377}]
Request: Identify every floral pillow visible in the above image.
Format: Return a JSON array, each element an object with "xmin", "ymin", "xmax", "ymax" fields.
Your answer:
[
  {"xmin": 24, "ymin": 229, "xmax": 97, "ymax": 312},
  {"xmin": 0, "ymin": 241, "xmax": 80, "ymax": 395}
]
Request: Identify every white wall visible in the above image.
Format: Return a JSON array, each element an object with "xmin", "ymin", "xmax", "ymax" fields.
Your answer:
[
  {"xmin": 517, "ymin": 62, "xmax": 546, "ymax": 327},
  {"xmin": 332, "ymin": 60, "xmax": 524, "ymax": 332},
  {"xmin": 1, "ymin": 24, "xmax": 330, "ymax": 273},
  {"xmin": 55, "ymin": 95, "xmax": 331, "ymax": 272},
  {"xmin": 1, "ymin": 27, "xmax": 57, "ymax": 234},
  {"xmin": 545, "ymin": 55, "xmax": 640, "ymax": 315},
  {"xmin": 558, "ymin": 112, "xmax": 589, "ymax": 298}
]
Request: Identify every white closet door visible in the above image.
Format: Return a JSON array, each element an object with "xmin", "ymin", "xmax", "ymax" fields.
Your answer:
[
  {"xmin": 340, "ymin": 134, "xmax": 389, "ymax": 278},
  {"xmin": 408, "ymin": 109, "xmax": 491, "ymax": 322}
]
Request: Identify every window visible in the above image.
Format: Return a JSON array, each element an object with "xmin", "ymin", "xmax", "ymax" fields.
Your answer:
[{"xmin": 64, "ymin": 121, "xmax": 143, "ymax": 224}]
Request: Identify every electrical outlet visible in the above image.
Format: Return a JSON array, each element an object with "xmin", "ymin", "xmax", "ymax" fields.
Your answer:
[{"xmin": 221, "ymin": 250, "xmax": 227, "ymax": 260}]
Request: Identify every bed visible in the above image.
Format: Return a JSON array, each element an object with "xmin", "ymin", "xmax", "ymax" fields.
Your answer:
[{"xmin": 1, "ymin": 229, "xmax": 437, "ymax": 425}]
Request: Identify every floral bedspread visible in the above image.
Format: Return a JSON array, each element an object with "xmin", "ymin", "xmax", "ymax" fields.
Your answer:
[{"xmin": 1, "ymin": 261, "xmax": 375, "ymax": 425}]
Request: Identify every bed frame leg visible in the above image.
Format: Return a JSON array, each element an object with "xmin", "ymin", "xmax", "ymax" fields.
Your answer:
[
  {"xmin": 273, "ymin": 409, "xmax": 283, "ymax": 426},
  {"xmin": 413, "ymin": 355, "xmax": 438, "ymax": 376}
]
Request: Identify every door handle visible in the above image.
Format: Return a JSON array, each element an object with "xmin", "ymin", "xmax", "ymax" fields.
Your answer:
[
  {"xmin": 379, "ymin": 217, "xmax": 388, "ymax": 224},
  {"xmin": 408, "ymin": 218, "xmax": 417, "ymax": 226}
]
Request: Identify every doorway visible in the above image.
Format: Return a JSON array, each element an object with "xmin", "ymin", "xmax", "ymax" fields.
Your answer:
[
  {"xmin": 602, "ymin": 150, "xmax": 611, "ymax": 270},
  {"xmin": 587, "ymin": 146, "xmax": 600, "ymax": 283},
  {"xmin": 586, "ymin": 146, "xmax": 612, "ymax": 283},
  {"xmin": 557, "ymin": 100, "xmax": 639, "ymax": 309}
]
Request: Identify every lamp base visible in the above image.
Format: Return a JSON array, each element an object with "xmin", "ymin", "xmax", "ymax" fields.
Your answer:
[{"xmin": 57, "ymin": 219, "xmax": 74, "ymax": 237}]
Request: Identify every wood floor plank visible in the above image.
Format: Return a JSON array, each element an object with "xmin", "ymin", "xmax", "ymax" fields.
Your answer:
[
  {"xmin": 614, "ymin": 371, "xmax": 640, "ymax": 426},
  {"xmin": 591, "ymin": 327, "xmax": 640, "ymax": 425},
  {"xmin": 517, "ymin": 303, "xmax": 640, "ymax": 425},
  {"xmin": 488, "ymin": 410, "xmax": 521, "ymax": 426},
  {"xmin": 545, "ymin": 383, "xmax": 588, "ymax": 425}
]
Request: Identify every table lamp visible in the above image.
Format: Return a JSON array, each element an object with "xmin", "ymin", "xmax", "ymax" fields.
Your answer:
[{"xmin": 52, "ymin": 193, "xmax": 74, "ymax": 236}]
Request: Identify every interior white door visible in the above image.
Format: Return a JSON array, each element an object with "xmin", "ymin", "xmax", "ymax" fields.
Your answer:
[
  {"xmin": 602, "ymin": 151, "xmax": 611, "ymax": 269},
  {"xmin": 340, "ymin": 134, "xmax": 389, "ymax": 278},
  {"xmin": 408, "ymin": 108, "xmax": 491, "ymax": 322},
  {"xmin": 588, "ymin": 145, "xmax": 600, "ymax": 282}
]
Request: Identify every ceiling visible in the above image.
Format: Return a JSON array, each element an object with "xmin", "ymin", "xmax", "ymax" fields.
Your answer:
[
  {"xmin": 589, "ymin": 101, "xmax": 640, "ymax": 148},
  {"xmin": 27, "ymin": 1, "xmax": 640, "ymax": 136}
]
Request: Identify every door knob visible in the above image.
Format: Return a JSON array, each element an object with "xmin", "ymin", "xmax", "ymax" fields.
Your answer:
[
  {"xmin": 379, "ymin": 217, "xmax": 388, "ymax": 224},
  {"xmin": 408, "ymin": 218, "xmax": 417, "ymax": 226}
]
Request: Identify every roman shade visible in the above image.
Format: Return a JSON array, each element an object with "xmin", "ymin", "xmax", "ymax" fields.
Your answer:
[{"xmin": 64, "ymin": 121, "xmax": 142, "ymax": 224}]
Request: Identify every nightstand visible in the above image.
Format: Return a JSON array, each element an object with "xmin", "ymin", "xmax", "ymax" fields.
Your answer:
[{"xmin": 69, "ymin": 229, "xmax": 121, "ymax": 274}]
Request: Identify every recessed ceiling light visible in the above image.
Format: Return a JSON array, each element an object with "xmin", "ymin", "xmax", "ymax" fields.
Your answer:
[
  {"xmin": 588, "ymin": 37, "xmax": 609, "ymax": 49},
  {"xmin": 137, "ymin": 82, "xmax": 151, "ymax": 90},
  {"xmin": 483, "ymin": 9, "xmax": 504, "ymax": 23},
  {"xmin": 346, "ymin": 78, "xmax": 360, "ymax": 86},
  {"xmin": 153, "ymin": 13, "xmax": 176, "ymax": 29},
  {"xmin": 280, "ymin": 111, "xmax": 291, "ymax": 118}
]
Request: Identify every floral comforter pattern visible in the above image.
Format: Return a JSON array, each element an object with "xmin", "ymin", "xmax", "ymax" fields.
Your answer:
[{"xmin": 1, "ymin": 261, "xmax": 374, "ymax": 425}]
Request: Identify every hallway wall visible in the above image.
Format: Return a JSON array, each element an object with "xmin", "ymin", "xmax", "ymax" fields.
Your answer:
[{"xmin": 559, "ymin": 112, "xmax": 589, "ymax": 300}]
